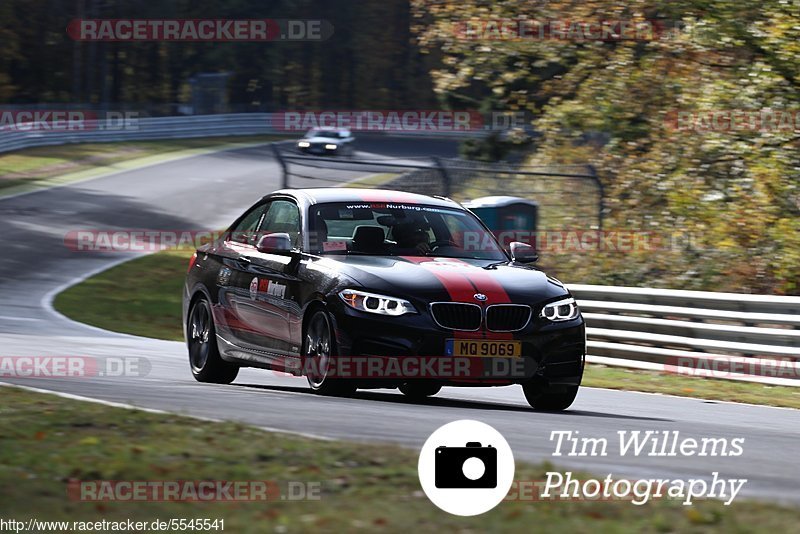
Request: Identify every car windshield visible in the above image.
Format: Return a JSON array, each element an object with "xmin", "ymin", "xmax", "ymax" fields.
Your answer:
[
  {"xmin": 308, "ymin": 202, "xmax": 508, "ymax": 260},
  {"xmin": 306, "ymin": 129, "xmax": 343, "ymax": 139}
]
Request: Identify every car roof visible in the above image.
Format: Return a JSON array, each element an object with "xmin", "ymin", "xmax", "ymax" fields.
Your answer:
[{"xmin": 267, "ymin": 188, "xmax": 461, "ymax": 209}]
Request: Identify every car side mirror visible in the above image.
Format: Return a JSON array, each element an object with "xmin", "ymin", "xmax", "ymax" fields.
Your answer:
[
  {"xmin": 256, "ymin": 233, "xmax": 293, "ymax": 254},
  {"xmin": 509, "ymin": 241, "xmax": 538, "ymax": 263}
]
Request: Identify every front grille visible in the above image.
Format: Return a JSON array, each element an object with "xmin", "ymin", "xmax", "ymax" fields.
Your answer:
[
  {"xmin": 486, "ymin": 304, "xmax": 532, "ymax": 332},
  {"xmin": 430, "ymin": 303, "xmax": 482, "ymax": 331}
]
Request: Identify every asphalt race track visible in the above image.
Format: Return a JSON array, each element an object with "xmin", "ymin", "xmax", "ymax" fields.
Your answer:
[{"xmin": 1, "ymin": 136, "xmax": 799, "ymax": 506}]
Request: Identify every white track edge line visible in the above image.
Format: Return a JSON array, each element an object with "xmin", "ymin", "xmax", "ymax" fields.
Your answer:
[{"xmin": 0, "ymin": 381, "xmax": 334, "ymax": 441}]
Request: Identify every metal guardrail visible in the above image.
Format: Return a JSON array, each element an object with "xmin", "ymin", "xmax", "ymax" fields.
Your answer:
[
  {"xmin": 570, "ymin": 284, "xmax": 800, "ymax": 386},
  {"xmin": 0, "ymin": 113, "xmax": 485, "ymax": 155},
  {"xmin": 0, "ymin": 114, "xmax": 282, "ymax": 154}
]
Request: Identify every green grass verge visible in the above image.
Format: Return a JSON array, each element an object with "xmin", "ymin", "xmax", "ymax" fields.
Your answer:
[
  {"xmin": 54, "ymin": 249, "xmax": 190, "ymax": 341},
  {"xmin": 343, "ymin": 172, "xmax": 400, "ymax": 188},
  {"xmin": 583, "ymin": 365, "xmax": 800, "ymax": 408},
  {"xmin": 54, "ymin": 249, "xmax": 800, "ymax": 410},
  {"xmin": 2, "ymin": 385, "xmax": 798, "ymax": 530},
  {"xmin": 0, "ymin": 136, "xmax": 287, "ymax": 197}
]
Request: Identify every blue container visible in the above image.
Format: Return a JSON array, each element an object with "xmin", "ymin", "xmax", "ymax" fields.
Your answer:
[
  {"xmin": 463, "ymin": 196, "xmax": 538, "ymax": 232},
  {"xmin": 463, "ymin": 196, "xmax": 539, "ymax": 249}
]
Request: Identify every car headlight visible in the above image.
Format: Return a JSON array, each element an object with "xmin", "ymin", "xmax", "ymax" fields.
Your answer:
[
  {"xmin": 298, "ymin": 141, "xmax": 310, "ymax": 147},
  {"xmin": 339, "ymin": 289, "xmax": 416, "ymax": 316},
  {"xmin": 539, "ymin": 297, "xmax": 579, "ymax": 322},
  {"xmin": 325, "ymin": 144, "xmax": 338, "ymax": 150}
]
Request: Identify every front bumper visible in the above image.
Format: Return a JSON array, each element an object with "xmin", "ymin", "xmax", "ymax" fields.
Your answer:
[
  {"xmin": 298, "ymin": 144, "xmax": 339, "ymax": 155},
  {"xmin": 326, "ymin": 299, "xmax": 585, "ymax": 388}
]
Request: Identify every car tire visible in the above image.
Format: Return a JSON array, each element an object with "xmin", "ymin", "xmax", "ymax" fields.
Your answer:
[
  {"xmin": 522, "ymin": 383, "xmax": 579, "ymax": 411},
  {"xmin": 187, "ymin": 297, "xmax": 239, "ymax": 384},
  {"xmin": 303, "ymin": 309, "xmax": 356, "ymax": 396},
  {"xmin": 398, "ymin": 382, "xmax": 441, "ymax": 400}
]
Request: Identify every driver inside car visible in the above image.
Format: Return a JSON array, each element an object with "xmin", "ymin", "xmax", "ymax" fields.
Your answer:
[{"xmin": 391, "ymin": 221, "xmax": 432, "ymax": 255}]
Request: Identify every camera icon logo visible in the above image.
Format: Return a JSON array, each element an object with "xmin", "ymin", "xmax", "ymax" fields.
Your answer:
[
  {"xmin": 435, "ymin": 442, "xmax": 497, "ymax": 489},
  {"xmin": 419, "ymin": 420, "xmax": 515, "ymax": 516}
]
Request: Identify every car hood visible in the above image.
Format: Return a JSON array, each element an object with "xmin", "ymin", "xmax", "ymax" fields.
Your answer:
[{"xmin": 319, "ymin": 255, "xmax": 570, "ymax": 306}]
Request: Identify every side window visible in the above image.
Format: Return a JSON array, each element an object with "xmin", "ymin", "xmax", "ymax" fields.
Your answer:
[
  {"xmin": 259, "ymin": 200, "xmax": 302, "ymax": 249},
  {"xmin": 229, "ymin": 203, "xmax": 270, "ymax": 245}
]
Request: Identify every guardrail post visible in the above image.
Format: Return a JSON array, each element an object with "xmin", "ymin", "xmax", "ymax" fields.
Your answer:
[
  {"xmin": 271, "ymin": 143, "xmax": 289, "ymax": 189},
  {"xmin": 588, "ymin": 164, "xmax": 604, "ymax": 232},
  {"xmin": 433, "ymin": 157, "xmax": 452, "ymax": 197}
]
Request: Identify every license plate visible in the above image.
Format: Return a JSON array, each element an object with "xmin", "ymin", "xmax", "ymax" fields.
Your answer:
[{"xmin": 445, "ymin": 339, "xmax": 521, "ymax": 358}]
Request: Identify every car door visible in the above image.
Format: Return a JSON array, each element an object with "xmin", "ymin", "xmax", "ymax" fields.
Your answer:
[
  {"xmin": 212, "ymin": 201, "xmax": 271, "ymax": 355},
  {"xmin": 234, "ymin": 199, "xmax": 305, "ymax": 359}
]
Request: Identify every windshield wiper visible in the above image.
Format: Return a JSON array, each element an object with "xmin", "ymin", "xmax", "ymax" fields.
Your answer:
[{"xmin": 482, "ymin": 259, "xmax": 510, "ymax": 270}]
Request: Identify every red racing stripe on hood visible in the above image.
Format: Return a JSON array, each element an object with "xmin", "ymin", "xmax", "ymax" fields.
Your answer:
[
  {"xmin": 450, "ymin": 261, "xmax": 514, "ymax": 340},
  {"xmin": 406, "ymin": 257, "xmax": 516, "ymax": 340},
  {"xmin": 402, "ymin": 257, "xmax": 522, "ymax": 340},
  {"xmin": 445, "ymin": 259, "xmax": 511, "ymax": 305},
  {"xmin": 401, "ymin": 256, "xmax": 482, "ymax": 338},
  {"xmin": 401, "ymin": 257, "xmax": 476, "ymax": 301}
]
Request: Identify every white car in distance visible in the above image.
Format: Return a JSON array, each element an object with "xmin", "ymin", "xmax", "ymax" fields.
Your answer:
[{"xmin": 296, "ymin": 128, "xmax": 355, "ymax": 156}]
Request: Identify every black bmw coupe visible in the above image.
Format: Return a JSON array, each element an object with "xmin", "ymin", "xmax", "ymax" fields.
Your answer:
[{"xmin": 183, "ymin": 188, "xmax": 585, "ymax": 410}]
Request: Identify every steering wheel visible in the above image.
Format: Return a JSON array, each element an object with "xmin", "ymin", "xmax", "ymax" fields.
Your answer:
[{"xmin": 429, "ymin": 239, "xmax": 460, "ymax": 251}]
